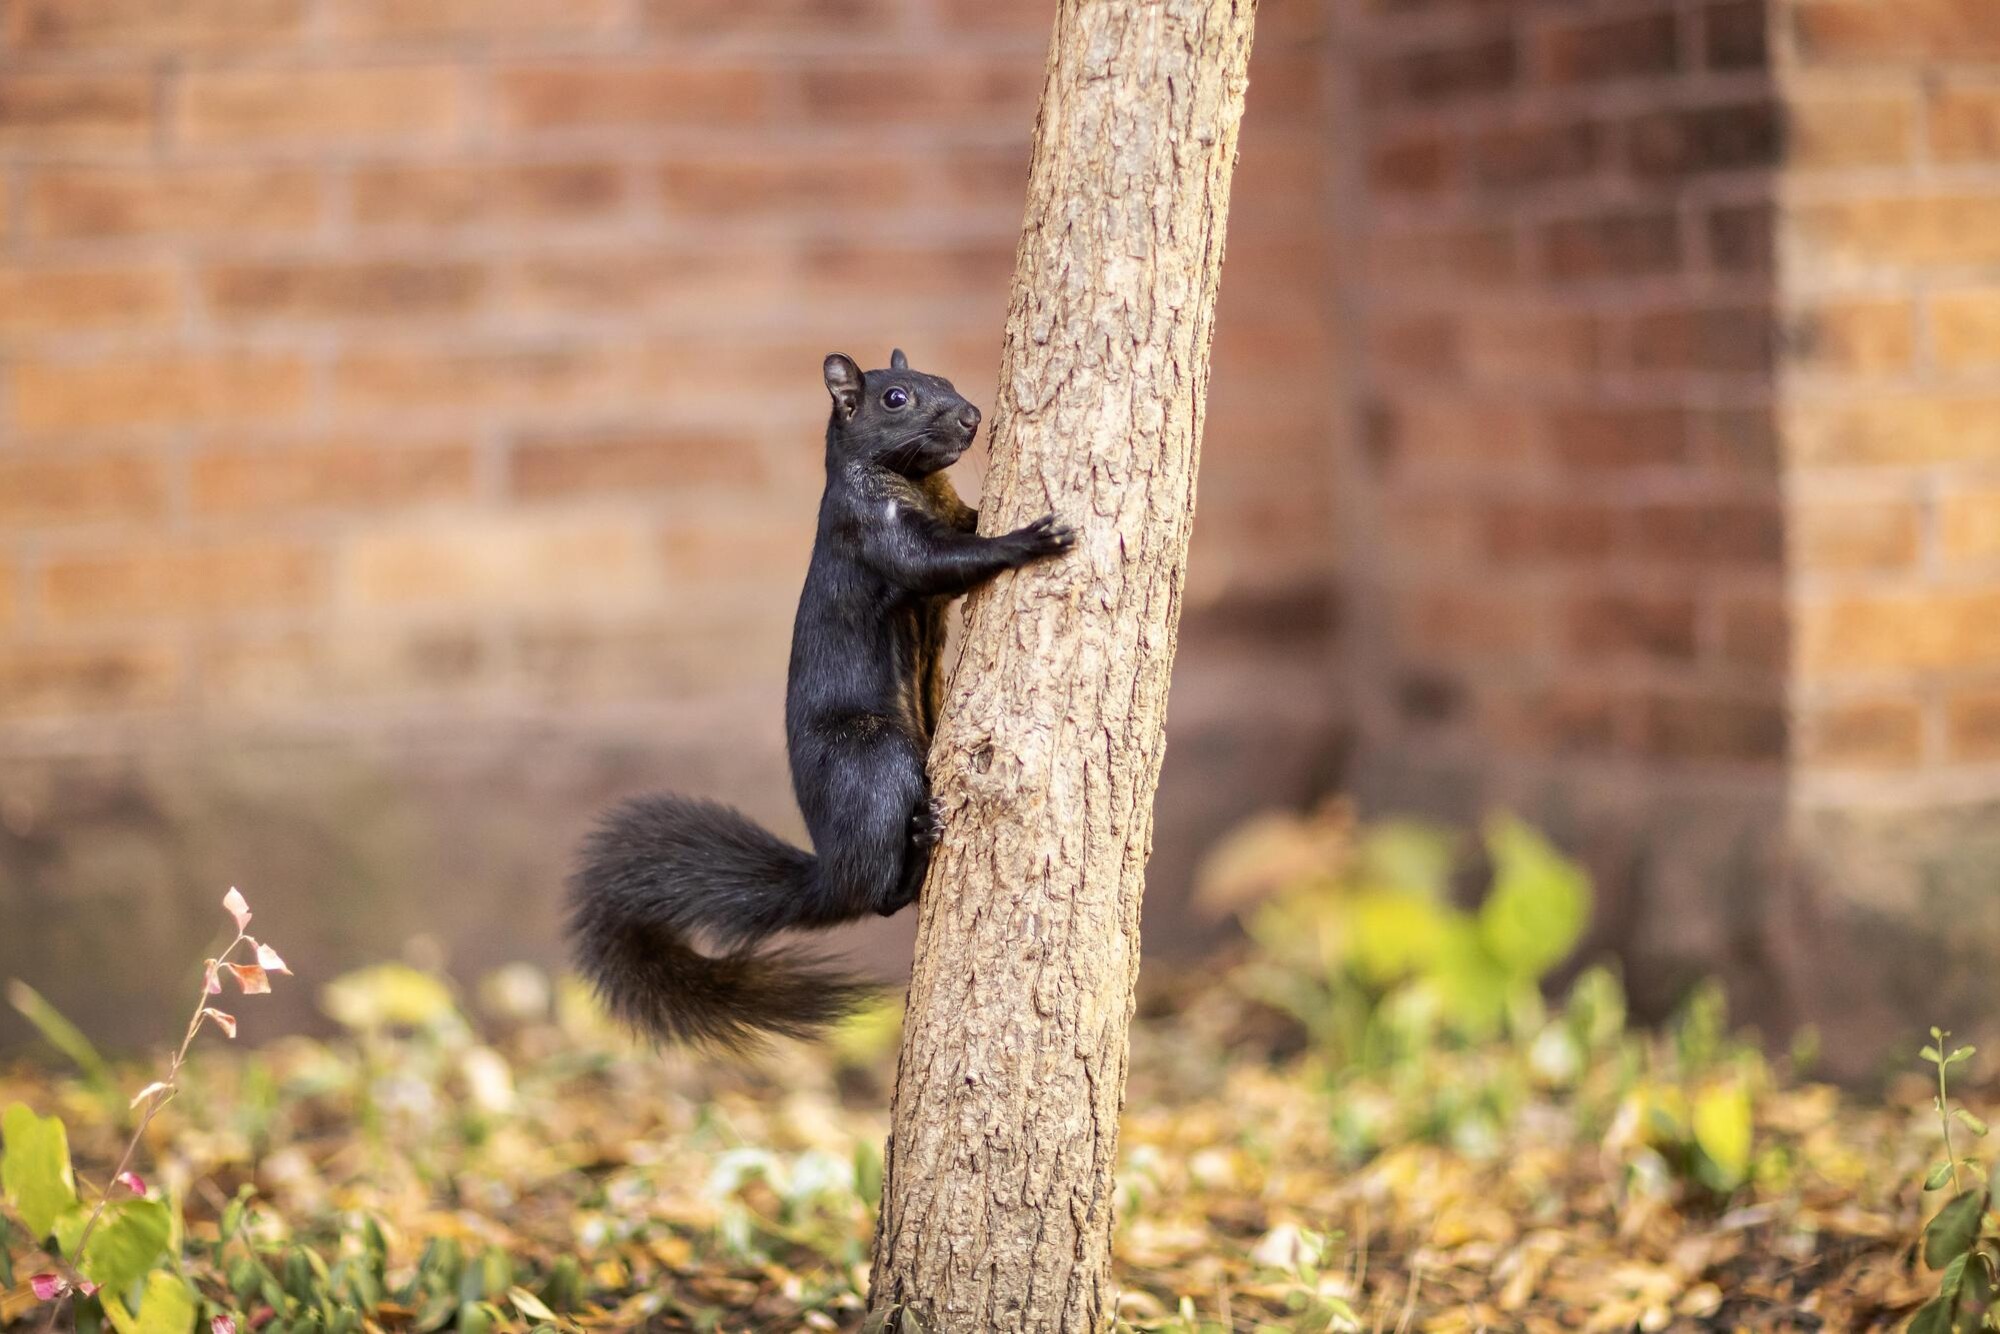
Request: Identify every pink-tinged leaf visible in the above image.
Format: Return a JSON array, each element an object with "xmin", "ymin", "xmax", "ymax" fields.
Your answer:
[
  {"xmin": 205, "ymin": 960, "xmax": 223, "ymax": 995},
  {"xmin": 116, "ymin": 1170, "xmax": 147, "ymax": 1196},
  {"xmin": 252, "ymin": 940, "xmax": 290, "ymax": 975},
  {"xmin": 75, "ymin": 1280, "xmax": 97, "ymax": 1297},
  {"xmin": 29, "ymin": 1273, "xmax": 67, "ymax": 1300},
  {"xmin": 223, "ymin": 887, "xmax": 252, "ymax": 930},
  {"xmin": 130, "ymin": 1080, "xmax": 170, "ymax": 1108},
  {"xmin": 226, "ymin": 963, "xmax": 271, "ymax": 996},
  {"xmin": 203, "ymin": 1008, "xmax": 238, "ymax": 1039},
  {"xmin": 212, "ymin": 1318, "xmax": 238, "ymax": 1334}
]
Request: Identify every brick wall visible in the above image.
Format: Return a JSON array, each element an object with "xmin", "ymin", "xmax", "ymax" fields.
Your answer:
[
  {"xmin": 1334, "ymin": 0, "xmax": 1791, "ymax": 1018},
  {"xmin": 1336, "ymin": 0, "xmax": 2000, "ymax": 1063},
  {"xmin": 0, "ymin": 0, "xmax": 1341, "ymax": 1045}
]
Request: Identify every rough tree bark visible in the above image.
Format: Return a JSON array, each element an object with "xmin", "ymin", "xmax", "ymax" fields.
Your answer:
[{"xmin": 866, "ymin": 1, "xmax": 1257, "ymax": 1328}]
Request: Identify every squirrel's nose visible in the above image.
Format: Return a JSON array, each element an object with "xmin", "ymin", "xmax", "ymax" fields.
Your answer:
[{"xmin": 957, "ymin": 404, "xmax": 981, "ymax": 434}]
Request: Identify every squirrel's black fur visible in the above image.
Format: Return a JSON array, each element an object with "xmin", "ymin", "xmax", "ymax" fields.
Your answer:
[{"xmin": 568, "ymin": 349, "xmax": 1075, "ymax": 1049}]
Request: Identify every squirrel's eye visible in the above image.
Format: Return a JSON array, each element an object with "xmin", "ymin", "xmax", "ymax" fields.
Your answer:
[{"xmin": 882, "ymin": 387, "xmax": 910, "ymax": 410}]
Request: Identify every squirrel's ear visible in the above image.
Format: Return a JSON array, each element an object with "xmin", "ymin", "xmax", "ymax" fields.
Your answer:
[
  {"xmin": 823, "ymin": 353, "xmax": 862, "ymax": 419},
  {"xmin": 889, "ymin": 347, "xmax": 909, "ymax": 371}
]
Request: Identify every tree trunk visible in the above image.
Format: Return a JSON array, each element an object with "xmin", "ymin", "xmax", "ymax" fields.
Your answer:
[{"xmin": 866, "ymin": 1, "xmax": 1257, "ymax": 1328}]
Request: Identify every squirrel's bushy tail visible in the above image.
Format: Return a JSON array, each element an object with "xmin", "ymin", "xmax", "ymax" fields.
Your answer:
[{"xmin": 567, "ymin": 794, "xmax": 871, "ymax": 1049}]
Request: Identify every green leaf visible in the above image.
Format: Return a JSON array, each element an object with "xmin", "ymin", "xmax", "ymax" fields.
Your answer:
[
  {"xmin": 1950, "ymin": 1047, "xmax": 1979, "ymax": 1066},
  {"xmin": 1909, "ymin": 1295, "xmax": 1952, "ymax": 1334},
  {"xmin": 1926, "ymin": 1047, "xmax": 1946, "ymax": 1064},
  {"xmin": 508, "ymin": 1287, "xmax": 556, "ymax": 1321},
  {"xmin": 1926, "ymin": 1191, "xmax": 1986, "ymax": 1270},
  {"xmin": 103, "ymin": 1271, "xmax": 197, "ymax": 1334},
  {"xmin": 1693, "ymin": 1081, "xmax": 1754, "ymax": 1191},
  {"xmin": 73, "ymin": 1197, "xmax": 173, "ymax": 1299},
  {"xmin": 1956, "ymin": 1108, "xmax": 1990, "ymax": 1137},
  {"xmin": 1347, "ymin": 889, "xmax": 1452, "ymax": 986},
  {"xmin": 1930, "ymin": 1162, "xmax": 1959, "ymax": 1191},
  {"xmin": 1943, "ymin": 1251, "xmax": 1971, "ymax": 1300},
  {"xmin": 1356, "ymin": 820, "xmax": 1458, "ymax": 897},
  {"xmin": 1478, "ymin": 816, "xmax": 1589, "ymax": 980},
  {"xmin": 6, "ymin": 983, "xmax": 114, "ymax": 1095},
  {"xmin": 1, "ymin": 1103, "xmax": 78, "ymax": 1238}
]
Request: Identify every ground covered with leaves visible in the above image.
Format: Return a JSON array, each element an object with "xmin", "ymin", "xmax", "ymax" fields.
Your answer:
[{"xmin": 0, "ymin": 813, "xmax": 1991, "ymax": 1331}]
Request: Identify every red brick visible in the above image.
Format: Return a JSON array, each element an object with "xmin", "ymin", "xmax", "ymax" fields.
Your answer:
[
  {"xmin": 1364, "ymin": 34, "xmax": 1516, "ymax": 106},
  {"xmin": 1941, "ymin": 487, "xmax": 2000, "ymax": 566},
  {"xmin": 1931, "ymin": 287, "xmax": 2000, "ymax": 370},
  {"xmin": 1548, "ymin": 405, "xmax": 1688, "ymax": 471},
  {"xmin": 1628, "ymin": 100, "xmax": 1782, "ymax": 178},
  {"xmin": 1366, "ymin": 223, "xmax": 1519, "ymax": 289},
  {"xmin": 1459, "ymin": 310, "xmax": 1603, "ymax": 382},
  {"xmin": 1468, "ymin": 119, "xmax": 1599, "ymax": 191},
  {"xmin": 1366, "ymin": 398, "xmax": 1540, "ymax": 472},
  {"xmin": 1543, "ymin": 10, "xmax": 1678, "ymax": 85},
  {"xmin": 1540, "ymin": 209, "xmax": 1680, "ymax": 281},
  {"xmin": 351, "ymin": 162, "xmax": 627, "ymax": 231},
  {"xmin": 338, "ymin": 517, "xmax": 657, "ymax": 610},
  {"xmin": 331, "ymin": 342, "xmax": 641, "ymax": 418},
  {"xmin": 0, "ymin": 264, "xmax": 181, "ymax": 335},
  {"xmin": 1787, "ymin": 398, "xmax": 2000, "ymax": 468},
  {"xmin": 1633, "ymin": 498, "xmax": 1784, "ymax": 565},
  {"xmin": 5, "ymin": 0, "xmax": 304, "ymax": 52},
  {"xmin": 493, "ymin": 61, "xmax": 767, "ymax": 131},
  {"xmin": 1801, "ymin": 589, "xmax": 2000, "ymax": 673},
  {"xmin": 204, "ymin": 259, "xmax": 486, "ymax": 322},
  {"xmin": 1793, "ymin": 0, "xmax": 2000, "ymax": 63},
  {"xmin": 1566, "ymin": 590, "xmax": 1698, "ymax": 662},
  {"xmin": 1790, "ymin": 194, "xmax": 2000, "ymax": 271},
  {"xmin": 643, "ymin": 0, "xmax": 900, "ymax": 33},
  {"xmin": 0, "ymin": 643, "xmax": 181, "ymax": 718},
  {"xmin": 326, "ymin": 0, "xmax": 623, "ymax": 39},
  {"xmin": 659, "ymin": 154, "xmax": 917, "ymax": 217},
  {"xmin": 24, "ymin": 165, "xmax": 324, "ymax": 239},
  {"xmin": 1639, "ymin": 692, "xmax": 1786, "ymax": 763},
  {"xmin": 1399, "ymin": 586, "xmax": 1540, "ymax": 660},
  {"xmin": 176, "ymin": 66, "xmax": 464, "ymax": 147},
  {"xmin": 190, "ymin": 439, "xmax": 476, "ymax": 515},
  {"xmin": 1800, "ymin": 697, "xmax": 1924, "ymax": 768},
  {"xmin": 660, "ymin": 518, "xmax": 814, "ymax": 588},
  {"xmin": 1498, "ymin": 682, "xmax": 1625, "ymax": 756},
  {"xmin": 1784, "ymin": 299, "xmax": 1915, "ymax": 374},
  {"xmin": 10, "ymin": 352, "xmax": 312, "ymax": 433},
  {"xmin": 0, "ymin": 454, "xmax": 168, "ymax": 528},
  {"xmin": 499, "ymin": 246, "xmax": 790, "ymax": 319},
  {"xmin": 1946, "ymin": 688, "xmax": 2000, "ymax": 761},
  {"xmin": 510, "ymin": 430, "xmax": 765, "ymax": 499},
  {"xmin": 1703, "ymin": 0, "xmax": 1768, "ymax": 69},
  {"xmin": 1630, "ymin": 303, "xmax": 1775, "ymax": 374},
  {"xmin": 0, "ymin": 72, "xmax": 154, "ymax": 149},
  {"xmin": 1366, "ymin": 314, "xmax": 1460, "ymax": 378},
  {"xmin": 1794, "ymin": 497, "xmax": 1920, "ymax": 571},
  {"xmin": 796, "ymin": 60, "xmax": 1041, "ymax": 126},
  {"xmin": 1707, "ymin": 202, "xmax": 1774, "ymax": 274},
  {"xmin": 1369, "ymin": 131, "xmax": 1457, "ymax": 195},
  {"xmin": 1483, "ymin": 499, "xmax": 1617, "ymax": 565},
  {"xmin": 1930, "ymin": 80, "xmax": 2000, "ymax": 162},
  {"xmin": 1720, "ymin": 591, "xmax": 1788, "ymax": 670},
  {"xmin": 1788, "ymin": 93, "xmax": 1914, "ymax": 169},
  {"xmin": 40, "ymin": 541, "xmax": 323, "ymax": 624}
]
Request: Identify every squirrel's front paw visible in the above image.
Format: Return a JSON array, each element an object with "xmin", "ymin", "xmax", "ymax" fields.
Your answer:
[
  {"xmin": 1010, "ymin": 513, "xmax": 1077, "ymax": 559},
  {"xmin": 909, "ymin": 796, "xmax": 945, "ymax": 848}
]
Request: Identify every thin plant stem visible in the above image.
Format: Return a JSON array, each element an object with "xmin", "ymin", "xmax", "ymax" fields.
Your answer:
[
  {"xmin": 68, "ymin": 930, "xmax": 246, "ymax": 1263},
  {"xmin": 1937, "ymin": 1031, "xmax": 1963, "ymax": 1195}
]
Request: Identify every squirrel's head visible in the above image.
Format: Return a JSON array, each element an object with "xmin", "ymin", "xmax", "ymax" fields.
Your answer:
[{"xmin": 822, "ymin": 348, "xmax": 981, "ymax": 478}]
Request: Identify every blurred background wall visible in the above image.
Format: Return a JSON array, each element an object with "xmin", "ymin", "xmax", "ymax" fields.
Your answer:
[
  {"xmin": 0, "ymin": 0, "xmax": 1996, "ymax": 1067},
  {"xmin": 0, "ymin": 0, "xmax": 1340, "ymax": 1047}
]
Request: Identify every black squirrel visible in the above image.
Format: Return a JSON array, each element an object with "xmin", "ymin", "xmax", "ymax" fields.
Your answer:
[{"xmin": 568, "ymin": 349, "xmax": 1076, "ymax": 1048}]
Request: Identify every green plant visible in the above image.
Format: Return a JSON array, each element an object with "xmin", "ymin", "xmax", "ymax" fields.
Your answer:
[
  {"xmin": 2, "ymin": 887, "xmax": 290, "ymax": 1333},
  {"xmin": 1909, "ymin": 1028, "xmax": 1997, "ymax": 1334},
  {"xmin": 1204, "ymin": 808, "xmax": 1590, "ymax": 1062}
]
